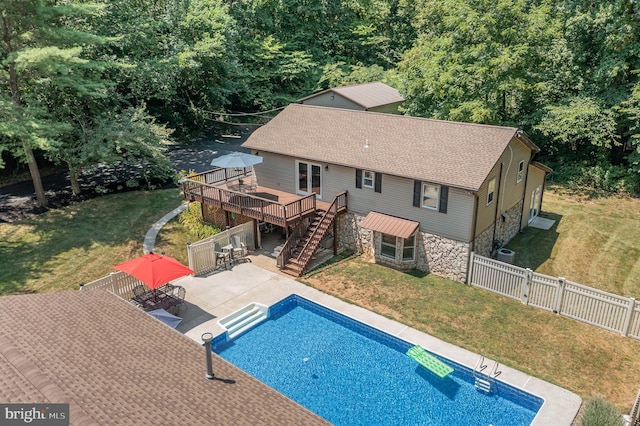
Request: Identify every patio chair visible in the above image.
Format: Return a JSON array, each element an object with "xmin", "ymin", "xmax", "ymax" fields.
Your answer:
[
  {"xmin": 231, "ymin": 235, "xmax": 250, "ymax": 263},
  {"xmin": 171, "ymin": 285, "xmax": 187, "ymax": 313},
  {"xmin": 213, "ymin": 241, "xmax": 231, "ymax": 270}
]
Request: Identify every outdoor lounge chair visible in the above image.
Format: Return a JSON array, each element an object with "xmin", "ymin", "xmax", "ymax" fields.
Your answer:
[
  {"xmin": 213, "ymin": 241, "xmax": 231, "ymax": 270},
  {"xmin": 231, "ymin": 235, "xmax": 250, "ymax": 263}
]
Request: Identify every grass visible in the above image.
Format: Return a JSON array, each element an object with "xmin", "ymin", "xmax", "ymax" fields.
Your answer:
[
  {"xmin": 300, "ymin": 257, "xmax": 640, "ymax": 413},
  {"xmin": 0, "ymin": 189, "xmax": 183, "ymax": 294},
  {"xmin": 507, "ymin": 184, "xmax": 640, "ymax": 298},
  {"xmin": 1, "ymin": 184, "xmax": 638, "ymax": 414}
]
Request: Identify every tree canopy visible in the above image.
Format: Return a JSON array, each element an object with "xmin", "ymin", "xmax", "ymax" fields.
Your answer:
[{"xmin": 1, "ymin": 0, "xmax": 639, "ymax": 198}]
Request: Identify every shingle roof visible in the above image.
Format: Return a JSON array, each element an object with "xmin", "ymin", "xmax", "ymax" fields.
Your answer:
[
  {"xmin": 299, "ymin": 82, "xmax": 405, "ymax": 109},
  {"xmin": 244, "ymin": 104, "xmax": 523, "ymax": 191},
  {"xmin": 0, "ymin": 290, "xmax": 328, "ymax": 426}
]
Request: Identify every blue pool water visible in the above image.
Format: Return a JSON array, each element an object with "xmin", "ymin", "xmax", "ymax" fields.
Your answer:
[{"xmin": 212, "ymin": 295, "xmax": 542, "ymax": 426}]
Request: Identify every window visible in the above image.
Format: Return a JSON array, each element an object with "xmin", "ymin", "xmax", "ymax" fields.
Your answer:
[
  {"xmin": 402, "ymin": 234, "xmax": 415, "ymax": 261},
  {"xmin": 421, "ymin": 183, "xmax": 440, "ymax": 210},
  {"xmin": 363, "ymin": 170, "xmax": 374, "ymax": 188},
  {"xmin": 380, "ymin": 234, "xmax": 396, "ymax": 259},
  {"xmin": 517, "ymin": 160, "xmax": 525, "ymax": 183},
  {"xmin": 380, "ymin": 233, "xmax": 416, "ymax": 261},
  {"xmin": 487, "ymin": 177, "xmax": 496, "ymax": 205}
]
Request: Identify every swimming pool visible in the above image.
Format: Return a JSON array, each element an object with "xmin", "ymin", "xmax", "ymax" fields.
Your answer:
[{"xmin": 211, "ymin": 295, "xmax": 543, "ymax": 425}]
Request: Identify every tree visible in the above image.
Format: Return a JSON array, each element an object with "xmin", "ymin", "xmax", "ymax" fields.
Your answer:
[
  {"xmin": 0, "ymin": 0, "xmax": 104, "ymax": 207},
  {"xmin": 87, "ymin": 0, "xmax": 237, "ymax": 130},
  {"xmin": 48, "ymin": 105, "xmax": 175, "ymax": 195},
  {"xmin": 397, "ymin": 0, "xmax": 570, "ymax": 124}
]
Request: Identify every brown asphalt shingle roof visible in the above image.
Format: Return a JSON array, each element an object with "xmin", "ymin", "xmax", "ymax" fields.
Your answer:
[
  {"xmin": 244, "ymin": 104, "xmax": 524, "ymax": 191},
  {"xmin": 0, "ymin": 290, "xmax": 329, "ymax": 426},
  {"xmin": 299, "ymin": 82, "xmax": 405, "ymax": 109}
]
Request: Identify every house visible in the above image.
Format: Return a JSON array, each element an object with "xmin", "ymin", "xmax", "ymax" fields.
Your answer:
[
  {"xmin": 182, "ymin": 104, "xmax": 549, "ymax": 282},
  {"xmin": 0, "ymin": 290, "xmax": 328, "ymax": 425},
  {"xmin": 299, "ymin": 81, "xmax": 405, "ymax": 114}
]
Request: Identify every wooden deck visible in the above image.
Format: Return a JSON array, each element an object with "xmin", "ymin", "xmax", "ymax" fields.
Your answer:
[{"xmin": 181, "ymin": 169, "xmax": 332, "ymax": 227}]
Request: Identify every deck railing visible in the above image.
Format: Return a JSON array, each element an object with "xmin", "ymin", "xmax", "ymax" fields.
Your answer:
[{"xmin": 182, "ymin": 170, "xmax": 319, "ymax": 226}]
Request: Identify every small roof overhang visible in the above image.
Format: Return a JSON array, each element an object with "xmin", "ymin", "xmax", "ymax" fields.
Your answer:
[{"xmin": 360, "ymin": 212, "xmax": 419, "ymax": 239}]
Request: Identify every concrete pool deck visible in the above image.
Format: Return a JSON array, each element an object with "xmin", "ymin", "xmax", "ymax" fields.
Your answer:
[{"xmin": 173, "ymin": 261, "xmax": 581, "ymax": 426}]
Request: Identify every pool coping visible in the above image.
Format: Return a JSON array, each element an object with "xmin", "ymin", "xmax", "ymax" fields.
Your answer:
[{"xmin": 175, "ymin": 262, "xmax": 582, "ymax": 426}]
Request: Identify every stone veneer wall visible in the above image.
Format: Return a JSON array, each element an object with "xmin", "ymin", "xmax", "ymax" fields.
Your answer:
[
  {"xmin": 472, "ymin": 200, "xmax": 524, "ymax": 257},
  {"xmin": 337, "ymin": 213, "xmax": 469, "ymax": 282},
  {"xmin": 494, "ymin": 200, "xmax": 524, "ymax": 245}
]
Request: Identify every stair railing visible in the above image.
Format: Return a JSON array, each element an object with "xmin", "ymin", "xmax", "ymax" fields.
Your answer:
[
  {"xmin": 277, "ymin": 218, "xmax": 309, "ymax": 268},
  {"xmin": 294, "ymin": 192, "xmax": 346, "ymax": 270}
]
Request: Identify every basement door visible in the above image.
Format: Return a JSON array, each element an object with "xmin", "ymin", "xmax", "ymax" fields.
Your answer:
[{"xmin": 528, "ymin": 185, "xmax": 542, "ymax": 223}]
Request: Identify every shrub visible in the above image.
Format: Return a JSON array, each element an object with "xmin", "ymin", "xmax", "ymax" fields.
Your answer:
[
  {"xmin": 581, "ymin": 397, "xmax": 624, "ymax": 426},
  {"xmin": 552, "ymin": 163, "xmax": 640, "ymax": 195},
  {"xmin": 178, "ymin": 202, "xmax": 220, "ymax": 240}
]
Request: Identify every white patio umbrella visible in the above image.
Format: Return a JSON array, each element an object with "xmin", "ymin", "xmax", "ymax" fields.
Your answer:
[
  {"xmin": 210, "ymin": 151, "xmax": 263, "ymax": 168},
  {"xmin": 211, "ymin": 151, "xmax": 263, "ymax": 189}
]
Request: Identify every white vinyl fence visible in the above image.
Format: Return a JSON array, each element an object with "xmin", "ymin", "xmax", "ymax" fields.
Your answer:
[
  {"xmin": 82, "ymin": 222, "xmax": 255, "ymax": 295},
  {"xmin": 81, "ymin": 270, "xmax": 145, "ymax": 299},
  {"xmin": 187, "ymin": 221, "xmax": 255, "ymax": 275},
  {"xmin": 467, "ymin": 252, "xmax": 640, "ymax": 341}
]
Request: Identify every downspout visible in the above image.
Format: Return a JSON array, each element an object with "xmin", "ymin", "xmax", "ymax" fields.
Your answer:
[
  {"xmin": 470, "ymin": 193, "xmax": 479, "ymax": 252},
  {"xmin": 467, "ymin": 192, "xmax": 480, "ymax": 285},
  {"xmin": 491, "ymin": 163, "xmax": 504, "ymax": 253},
  {"xmin": 519, "ymin": 156, "xmax": 533, "ymax": 230}
]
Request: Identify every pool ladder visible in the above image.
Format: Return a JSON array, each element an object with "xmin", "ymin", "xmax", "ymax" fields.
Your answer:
[{"xmin": 473, "ymin": 356, "xmax": 501, "ymax": 394}]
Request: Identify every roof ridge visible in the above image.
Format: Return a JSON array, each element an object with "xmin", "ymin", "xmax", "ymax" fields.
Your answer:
[{"xmin": 288, "ymin": 104, "xmax": 519, "ymax": 132}]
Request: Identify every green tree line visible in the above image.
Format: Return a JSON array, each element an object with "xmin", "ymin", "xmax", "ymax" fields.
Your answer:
[{"xmin": 2, "ymin": 0, "xmax": 639, "ymax": 207}]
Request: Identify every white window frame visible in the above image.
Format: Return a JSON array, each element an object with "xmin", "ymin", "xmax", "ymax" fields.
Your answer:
[
  {"xmin": 379, "ymin": 232, "xmax": 417, "ymax": 262},
  {"xmin": 402, "ymin": 233, "xmax": 416, "ymax": 262},
  {"xmin": 487, "ymin": 177, "xmax": 496, "ymax": 205},
  {"xmin": 517, "ymin": 160, "xmax": 525, "ymax": 183},
  {"xmin": 380, "ymin": 233, "xmax": 397, "ymax": 259},
  {"xmin": 421, "ymin": 183, "xmax": 440, "ymax": 210},
  {"xmin": 363, "ymin": 170, "xmax": 375, "ymax": 188}
]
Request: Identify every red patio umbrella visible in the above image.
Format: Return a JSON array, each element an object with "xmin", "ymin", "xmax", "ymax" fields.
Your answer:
[{"xmin": 113, "ymin": 253, "xmax": 195, "ymax": 290}]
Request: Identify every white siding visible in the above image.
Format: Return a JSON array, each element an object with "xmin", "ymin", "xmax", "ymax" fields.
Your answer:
[{"xmin": 254, "ymin": 152, "xmax": 475, "ymax": 241}]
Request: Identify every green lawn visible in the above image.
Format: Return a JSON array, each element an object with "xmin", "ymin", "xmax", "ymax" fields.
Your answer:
[
  {"xmin": 507, "ymin": 184, "xmax": 640, "ymax": 298},
  {"xmin": 0, "ymin": 189, "xmax": 182, "ymax": 294},
  {"xmin": 1, "ymin": 184, "xmax": 638, "ymax": 414},
  {"xmin": 301, "ymin": 257, "xmax": 640, "ymax": 413}
]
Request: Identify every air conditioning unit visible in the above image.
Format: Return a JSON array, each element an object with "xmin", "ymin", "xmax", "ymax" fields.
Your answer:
[{"xmin": 497, "ymin": 248, "xmax": 515, "ymax": 264}]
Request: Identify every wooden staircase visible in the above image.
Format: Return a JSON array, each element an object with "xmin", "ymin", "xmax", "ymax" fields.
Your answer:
[{"xmin": 278, "ymin": 192, "xmax": 346, "ymax": 277}]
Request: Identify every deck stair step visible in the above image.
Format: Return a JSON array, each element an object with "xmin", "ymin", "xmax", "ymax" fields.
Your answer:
[{"xmin": 218, "ymin": 303, "xmax": 269, "ymax": 339}]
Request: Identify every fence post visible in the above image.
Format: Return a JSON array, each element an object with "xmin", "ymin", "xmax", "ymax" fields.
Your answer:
[
  {"xmin": 109, "ymin": 272, "xmax": 116, "ymax": 294},
  {"xmin": 622, "ymin": 297, "xmax": 636, "ymax": 337},
  {"xmin": 520, "ymin": 268, "xmax": 532, "ymax": 305},
  {"xmin": 466, "ymin": 251, "xmax": 475, "ymax": 285},
  {"xmin": 553, "ymin": 277, "xmax": 566, "ymax": 314},
  {"xmin": 187, "ymin": 242, "xmax": 193, "ymax": 271}
]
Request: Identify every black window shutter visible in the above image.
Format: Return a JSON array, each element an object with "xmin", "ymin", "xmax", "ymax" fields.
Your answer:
[
  {"xmin": 439, "ymin": 185, "xmax": 449, "ymax": 213},
  {"xmin": 355, "ymin": 169, "xmax": 362, "ymax": 189},
  {"xmin": 374, "ymin": 173, "xmax": 382, "ymax": 193},
  {"xmin": 413, "ymin": 180, "xmax": 421, "ymax": 207}
]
